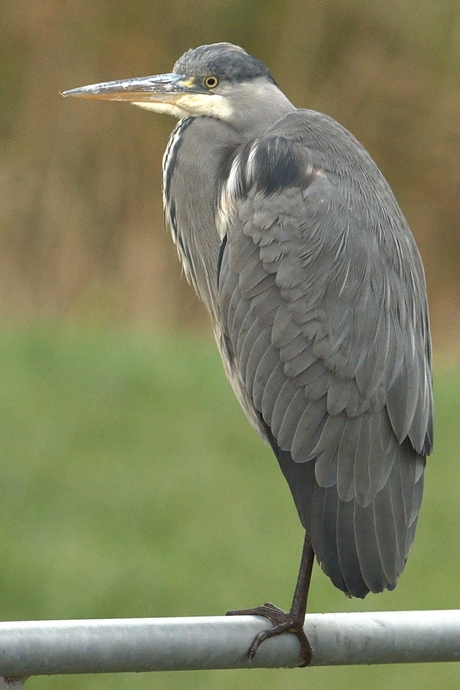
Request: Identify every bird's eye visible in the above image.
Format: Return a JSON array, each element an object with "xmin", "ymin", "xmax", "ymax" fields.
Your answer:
[{"xmin": 204, "ymin": 76, "xmax": 219, "ymax": 89}]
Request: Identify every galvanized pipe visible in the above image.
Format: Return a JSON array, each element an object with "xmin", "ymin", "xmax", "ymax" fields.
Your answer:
[{"xmin": 0, "ymin": 610, "xmax": 459, "ymax": 682}]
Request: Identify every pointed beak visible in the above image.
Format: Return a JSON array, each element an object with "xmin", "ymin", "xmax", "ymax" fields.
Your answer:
[{"xmin": 62, "ymin": 73, "xmax": 197, "ymax": 103}]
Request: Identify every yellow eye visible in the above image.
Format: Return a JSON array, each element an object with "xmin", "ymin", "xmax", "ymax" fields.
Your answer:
[{"xmin": 204, "ymin": 76, "xmax": 219, "ymax": 89}]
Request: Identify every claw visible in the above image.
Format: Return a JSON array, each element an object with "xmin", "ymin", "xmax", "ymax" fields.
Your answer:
[
  {"xmin": 226, "ymin": 602, "xmax": 312, "ymax": 665},
  {"xmin": 226, "ymin": 533, "xmax": 315, "ymax": 666},
  {"xmin": 226, "ymin": 602, "xmax": 284, "ymax": 618}
]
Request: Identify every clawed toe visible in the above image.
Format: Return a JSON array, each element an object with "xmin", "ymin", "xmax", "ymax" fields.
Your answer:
[
  {"xmin": 226, "ymin": 602, "xmax": 284, "ymax": 621},
  {"xmin": 226, "ymin": 534, "xmax": 314, "ymax": 666},
  {"xmin": 226, "ymin": 602, "xmax": 312, "ymax": 665}
]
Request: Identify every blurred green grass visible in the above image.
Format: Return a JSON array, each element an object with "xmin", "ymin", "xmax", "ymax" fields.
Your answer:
[{"xmin": 0, "ymin": 324, "xmax": 459, "ymax": 690}]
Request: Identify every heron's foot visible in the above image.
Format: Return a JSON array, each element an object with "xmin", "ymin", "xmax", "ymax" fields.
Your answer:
[{"xmin": 226, "ymin": 602, "xmax": 312, "ymax": 665}]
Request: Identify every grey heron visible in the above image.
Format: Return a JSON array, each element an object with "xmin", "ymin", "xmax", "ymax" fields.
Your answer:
[{"xmin": 63, "ymin": 42, "xmax": 433, "ymax": 665}]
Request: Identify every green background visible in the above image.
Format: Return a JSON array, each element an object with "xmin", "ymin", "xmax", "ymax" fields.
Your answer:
[{"xmin": 0, "ymin": 325, "xmax": 458, "ymax": 689}]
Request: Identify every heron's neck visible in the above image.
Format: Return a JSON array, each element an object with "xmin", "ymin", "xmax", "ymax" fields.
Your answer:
[
  {"xmin": 162, "ymin": 117, "xmax": 239, "ymax": 318},
  {"xmin": 225, "ymin": 82, "xmax": 295, "ymax": 139},
  {"xmin": 162, "ymin": 104, "xmax": 292, "ymax": 320}
]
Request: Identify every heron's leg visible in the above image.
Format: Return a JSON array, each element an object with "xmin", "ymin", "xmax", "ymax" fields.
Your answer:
[{"xmin": 226, "ymin": 532, "xmax": 314, "ymax": 665}]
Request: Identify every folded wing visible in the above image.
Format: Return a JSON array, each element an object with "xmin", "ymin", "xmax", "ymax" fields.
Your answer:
[{"xmin": 216, "ymin": 110, "xmax": 432, "ymax": 597}]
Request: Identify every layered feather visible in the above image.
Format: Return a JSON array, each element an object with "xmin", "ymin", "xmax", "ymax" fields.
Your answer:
[{"xmin": 215, "ymin": 111, "xmax": 432, "ymax": 597}]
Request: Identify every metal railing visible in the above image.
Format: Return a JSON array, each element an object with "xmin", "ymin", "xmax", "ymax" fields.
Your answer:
[{"xmin": 1, "ymin": 610, "xmax": 459, "ymax": 687}]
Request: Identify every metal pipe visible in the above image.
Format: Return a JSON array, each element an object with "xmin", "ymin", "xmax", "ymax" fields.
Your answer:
[{"xmin": 0, "ymin": 610, "xmax": 459, "ymax": 679}]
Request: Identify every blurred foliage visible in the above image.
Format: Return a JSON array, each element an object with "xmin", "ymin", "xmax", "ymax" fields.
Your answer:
[
  {"xmin": 0, "ymin": 324, "xmax": 458, "ymax": 689},
  {"xmin": 0, "ymin": 0, "xmax": 459, "ymax": 359}
]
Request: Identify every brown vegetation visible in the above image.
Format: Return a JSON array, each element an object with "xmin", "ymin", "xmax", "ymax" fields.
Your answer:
[{"xmin": 0, "ymin": 0, "xmax": 459, "ymax": 359}]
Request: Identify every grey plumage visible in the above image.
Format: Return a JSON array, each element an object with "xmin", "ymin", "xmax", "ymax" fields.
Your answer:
[
  {"xmin": 63, "ymin": 41, "xmax": 433, "ymax": 659},
  {"xmin": 216, "ymin": 107, "xmax": 431, "ymax": 596}
]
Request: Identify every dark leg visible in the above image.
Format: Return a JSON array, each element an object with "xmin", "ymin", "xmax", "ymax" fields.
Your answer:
[{"xmin": 227, "ymin": 532, "xmax": 314, "ymax": 665}]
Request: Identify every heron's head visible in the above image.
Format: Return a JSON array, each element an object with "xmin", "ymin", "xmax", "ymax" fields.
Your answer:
[{"xmin": 62, "ymin": 43, "xmax": 294, "ymax": 134}]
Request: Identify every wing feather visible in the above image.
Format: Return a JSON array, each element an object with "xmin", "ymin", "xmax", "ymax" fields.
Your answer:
[
  {"xmin": 276, "ymin": 387, "xmax": 306, "ymax": 450},
  {"xmin": 270, "ymin": 378, "xmax": 300, "ymax": 439},
  {"xmin": 260, "ymin": 360, "xmax": 288, "ymax": 423},
  {"xmin": 252, "ymin": 343, "xmax": 282, "ymax": 409},
  {"xmin": 373, "ymin": 481, "xmax": 401, "ymax": 585},
  {"xmin": 291, "ymin": 397, "xmax": 329, "ymax": 462},
  {"xmin": 321, "ymin": 487, "xmax": 346, "ymax": 592},
  {"xmin": 353, "ymin": 500, "xmax": 387, "ymax": 593},
  {"xmin": 244, "ymin": 326, "xmax": 273, "ymax": 396},
  {"xmin": 214, "ymin": 110, "xmax": 432, "ymax": 597},
  {"xmin": 337, "ymin": 497, "xmax": 367, "ymax": 597},
  {"xmin": 272, "ymin": 303, "xmax": 303, "ymax": 348},
  {"xmin": 235, "ymin": 309, "xmax": 256, "ymax": 359},
  {"xmin": 284, "ymin": 350, "xmax": 319, "ymax": 381}
]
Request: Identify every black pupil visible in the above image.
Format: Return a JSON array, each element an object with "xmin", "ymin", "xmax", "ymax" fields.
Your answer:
[{"xmin": 207, "ymin": 77, "xmax": 217, "ymax": 87}]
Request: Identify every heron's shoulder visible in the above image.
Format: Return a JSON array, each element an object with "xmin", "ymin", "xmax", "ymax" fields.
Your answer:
[
  {"xmin": 269, "ymin": 108, "xmax": 360, "ymax": 142},
  {"xmin": 269, "ymin": 109, "xmax": 380, "ymax": 171}
]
